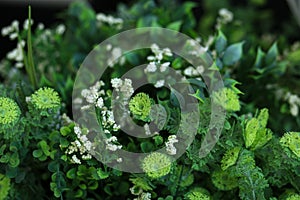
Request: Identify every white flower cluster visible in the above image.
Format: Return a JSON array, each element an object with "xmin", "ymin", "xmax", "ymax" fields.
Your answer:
[
  {"xmin": 183, "ymin": 65, "xmax": 205, "ymax": 77},
  {"xmin": 133, "ymin": 192, "xmax": 152, "ymax": 200},
  {"xmin": 145, "ymin": 44, "xmax": 173, "ymax": 88},
  {"xmin": 130, "ymin": 186, "xmax": 152, "ymax": 200},
  {"xmin": 166, "ymin": 135, "xmax": 178, "ymax": 155},
  {"xmin": 105, "ymin": 136, "xmax": 122, "ymax": 151},
  {"xmin": 96, "ymin": 13, "xmax": 123, "ymax": 29},
  {"xmin": 144, "ymin": 124, "xmax": 151, "ymax": 135},
  {"xmin": 65, "ymin": 125, "xmax": 94, "ymax": 164},
  {"xmin": 216, "ymin": 8, "xmax": 234, "ymax": 29},
  {"xmin": 106, "ymin": 45, "xmax": 125, "ymax": 67},
  {"xmin": 284, "ymin": 92, "xmax": 300, "ymax": 117},
  {"xmin": 23, "ymin": 19, "xmax": 34, "ymax": 30},
  {"xmin": 56, "ymin": 24, "xmax": 66, "ymax": 35},
  {"xmin": 81, "ymin": 81, "xmax": 105, "ymax": 108},
  {"xmin": 111, "ymin": 78, "xmax": 134, "ymax": 100},
  {"xmin": 1, "ymin": 20, "xmax": 26, "ymax": 68}
]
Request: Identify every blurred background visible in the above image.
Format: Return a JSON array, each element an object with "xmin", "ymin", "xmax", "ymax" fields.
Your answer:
[{"xmin": 0, "ymin": 0, "xmax": 297, "ymax": 60}]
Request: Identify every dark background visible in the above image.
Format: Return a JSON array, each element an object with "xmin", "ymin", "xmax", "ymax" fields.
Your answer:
[
  {"xmin": 0, "ymin": 0, "xmax": 293, "ymax": 60},
  {"xmin": 0, "ymin": 0, "xmax": 133, "ymax": 60}
]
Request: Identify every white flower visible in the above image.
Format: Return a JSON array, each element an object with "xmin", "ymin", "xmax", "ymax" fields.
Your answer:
[
  {"xmin": 160, "ymin": 62, "xmax": 170, "ymax": 72},
  {"xmin": 56, "ymin": 24, "xmax": 66, "ymax": 35},
  {"xmin": 163, "ymin": 48, "xmax": 173, "ymax": 57},
  {"xmin": 15, "ymin": 62, "xmax": 24, "ymax": 68},
  {"xmin": 145, "ymin": 62, "xmax": 157, "ymax": 73},
  {"xmin": 9, "ymin": 32, "xmax": 18, "ymax": 40},
  {"xmin": 74, "ymin": 126, "xmax": 82, "ymax": 136},
  {"xmin": 151, "ymin": 43, "xmax": 159, "ymax": 53},
  {"xmin": 166, "ymin": 135, "xmax": 178, "ymax": 155},
  {"xmin": 290, "ymin": 104, "xmax": 299, "ymax": 116},
  {"xmin": 111, "ymin": 78, "xmax": 123, "ymax": 89},
  {"xmin": 96, "ymin": 97, "xmax": 104, "ymax": 108},
  {"xmin": 37, "ymin": 23, "xmax": 45, "ymax": 30},
  {"xmin": 219, "ymin": 8, "xmax": 233, "ymax": 23},
  {"xmin": 144, "ymin": 124, "xmax": 151, "ymax": 135},
  {"xmin": 71, "ymin": 155, "xmax": 81, "ymax": 164},
  {"xmin": 117, "ymin": 158, "xmax": 123, "ymax": 163},
  {"xmin": 154, "ymin": 80, "xmax": 165, "ymax": 88},
  {"xmin": 23, "ymin": 19, "xmax": 34, "ymax": 30},
  {"xmin": 11, "ymin": 20, "xmax": 19, "ymax": 31}
]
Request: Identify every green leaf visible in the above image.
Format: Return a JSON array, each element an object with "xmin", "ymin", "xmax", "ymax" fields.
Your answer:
[
  {"xmin": 39, "ymin": 140, "xmax": 51, "ymax": 156},
  {"xmin": 33, "ymin": 149, "xmax": 43, "ymax": 158},
  {"xmin": 265, "ymin": 42, "xmax": 278, "ymax": 66},
  {"xmin": 172, "ymin": 58, "xmax": 183, "ymax": 69},
  {"xmin": 244, "ymin": 118, "xmax": 259, "ymax": 148},
  {"xmin": 97, "ymin": 168, "xmax": 109, "ymax": 180},
  {"xmin": 254, "ymin": 47, "xmax": 265, "ymax": 68},
  {"xmin": 9, "ymin": 152, "xmax": 20, "ymax": 168},
  {"xmin": 222, "ymin": 42, "xmax": 244, "ymax": 66},
  {"xmin": 215, "ymin": 30, "xmax": 227, "ymax": 54},
  {"xmin": 167, "ymin": 21, "xmax": 182, "ymax": 31},
  {"xmin": 140, "ymin": 142, "xmax": 154, "ymax": 153},
  {"xmin": 60, "ymin": 126, "xmax": 71, "ymax": 136},
  {"xmin": 153, "ymin": 135, "xmax": 164, "ymax": 146},
  {"xmin": 0, "ymin": 145, "xmax": 6, "ymax": 155}
]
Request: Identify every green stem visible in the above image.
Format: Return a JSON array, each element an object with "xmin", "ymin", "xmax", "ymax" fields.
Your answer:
[{"xmin": 26, "ymin": 5, "xmax": 38, "ymax": 90}]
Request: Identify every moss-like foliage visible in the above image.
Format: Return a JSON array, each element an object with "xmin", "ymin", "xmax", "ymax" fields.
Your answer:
[
  {"xmin": 280, "ymin": 132, "xmax": 300, "ymax": 158},
  {"xmin": 142, "ymin": 152, "xmax": 171, "ymax": 179},
  {"xmin": 184, "ymin": 187, "xmax": 210, "ymax": 200},
  {"xmin": 129, "ymin": 92, "xmax": 154, "ymax": 122},
  {"xmin": 31, "ymin": 87, "xmax": 61, "ymax": 110},
  {"xmin": 212, "ymin": 169, "xmax": 239, "ymax": 191},
  {"xmin": 0, "ymin": 97, "xmax": 21, "ymax": 128},
  {"xmin": 212, "ymin": 87, "xmax": 240, "ymax": 111},
  {"xmin": 0, "ymin": 174, "xmax": 10, "ymax": 200}
]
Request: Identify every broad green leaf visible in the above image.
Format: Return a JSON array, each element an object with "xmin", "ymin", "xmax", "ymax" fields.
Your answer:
[
  {"xmin": 223, "ymin": 42, "xmax": 244, "ymax": 66},
  {"xmin": 244, "ymin": 118, "xmax": 259, "ymax": 148}
]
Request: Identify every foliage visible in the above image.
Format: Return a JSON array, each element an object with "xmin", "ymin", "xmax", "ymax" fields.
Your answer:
[{"xmin": 0, "ymin": 0, "xmax": 299, "ymax": 199}]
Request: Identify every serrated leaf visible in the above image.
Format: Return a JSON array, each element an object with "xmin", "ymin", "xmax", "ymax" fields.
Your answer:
[
  {"xmin": 244, "ymin": 118, "xmax": 259, "ymax": 148},
  {"xmin": 223, "ymin": 42, "xmax": 244, "ymax": 65}
]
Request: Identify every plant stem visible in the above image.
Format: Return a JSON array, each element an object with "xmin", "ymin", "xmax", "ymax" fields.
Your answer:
[{"xmin": 27, "ymin": 5, "xmax": 38, "ymax": 90}]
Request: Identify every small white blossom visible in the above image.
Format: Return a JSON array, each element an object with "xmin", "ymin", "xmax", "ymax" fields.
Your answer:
[
  {"xmin": 219, "ymin": 8, "xmax": 234, "ymax": 23},
  {"xmin": 166, "ymin": 135, "xmax": 178, "ymax": 155},
  {"xmin": 9, "ymin": 32, "xmax": 18, "ymax": 40},
  {"xmin": 56, "ymin": 24, "xmax": 66, "ymax": 35},
  {"xmin": 23, "ymin": 19, "xmax": 34, "ymax": 30},
  {"xmin": 145, "ymin": 62, "xmax": 157, "ymax": 73},
  {"xmin": 154, "ymin": 80, "xmax": 165, "ymax": 88},
  {"xmin": 144, "ymin": 124, "xmax": 151, "ymax": 135},
  {"xmin": 37, "ymin": 23, "xmax": 45, "ymax": 30},
  {"xmin": 117, "ymin": 158, "xmax": 123, "ymax": 163},
  {"xmin": 15, "ymin": 62, "xmax": 24, "ymax": 68},
  {"xmin": 160, "ymin": 62, "xmax": 170, "ymax": 72},
  {"xmin": 71, "ymin": 155, "xmax": 81, "ymax": 164}
]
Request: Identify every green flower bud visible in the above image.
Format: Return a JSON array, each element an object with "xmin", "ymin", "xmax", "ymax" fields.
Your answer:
[
  {"xmin": 129, "ymin": 92, "xmax": 153, "ymax": 122},
  {"xmin": 0, "ymin": 97, "xmax": 21, "ymax": 128},
  {"xmin": 212, "ymin": 88, "xmax": 240, "ymax": 111},
  {"xmin": 31, "ymin": 87, "xmax": 61, "ymax": 110},
  {"xmin": 142, "ymin": 152, "xmax": 171, "ymax": 179},
  {"xmin": 184, "ymin": 187, "xmax": 210, "ymax": 200}
]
